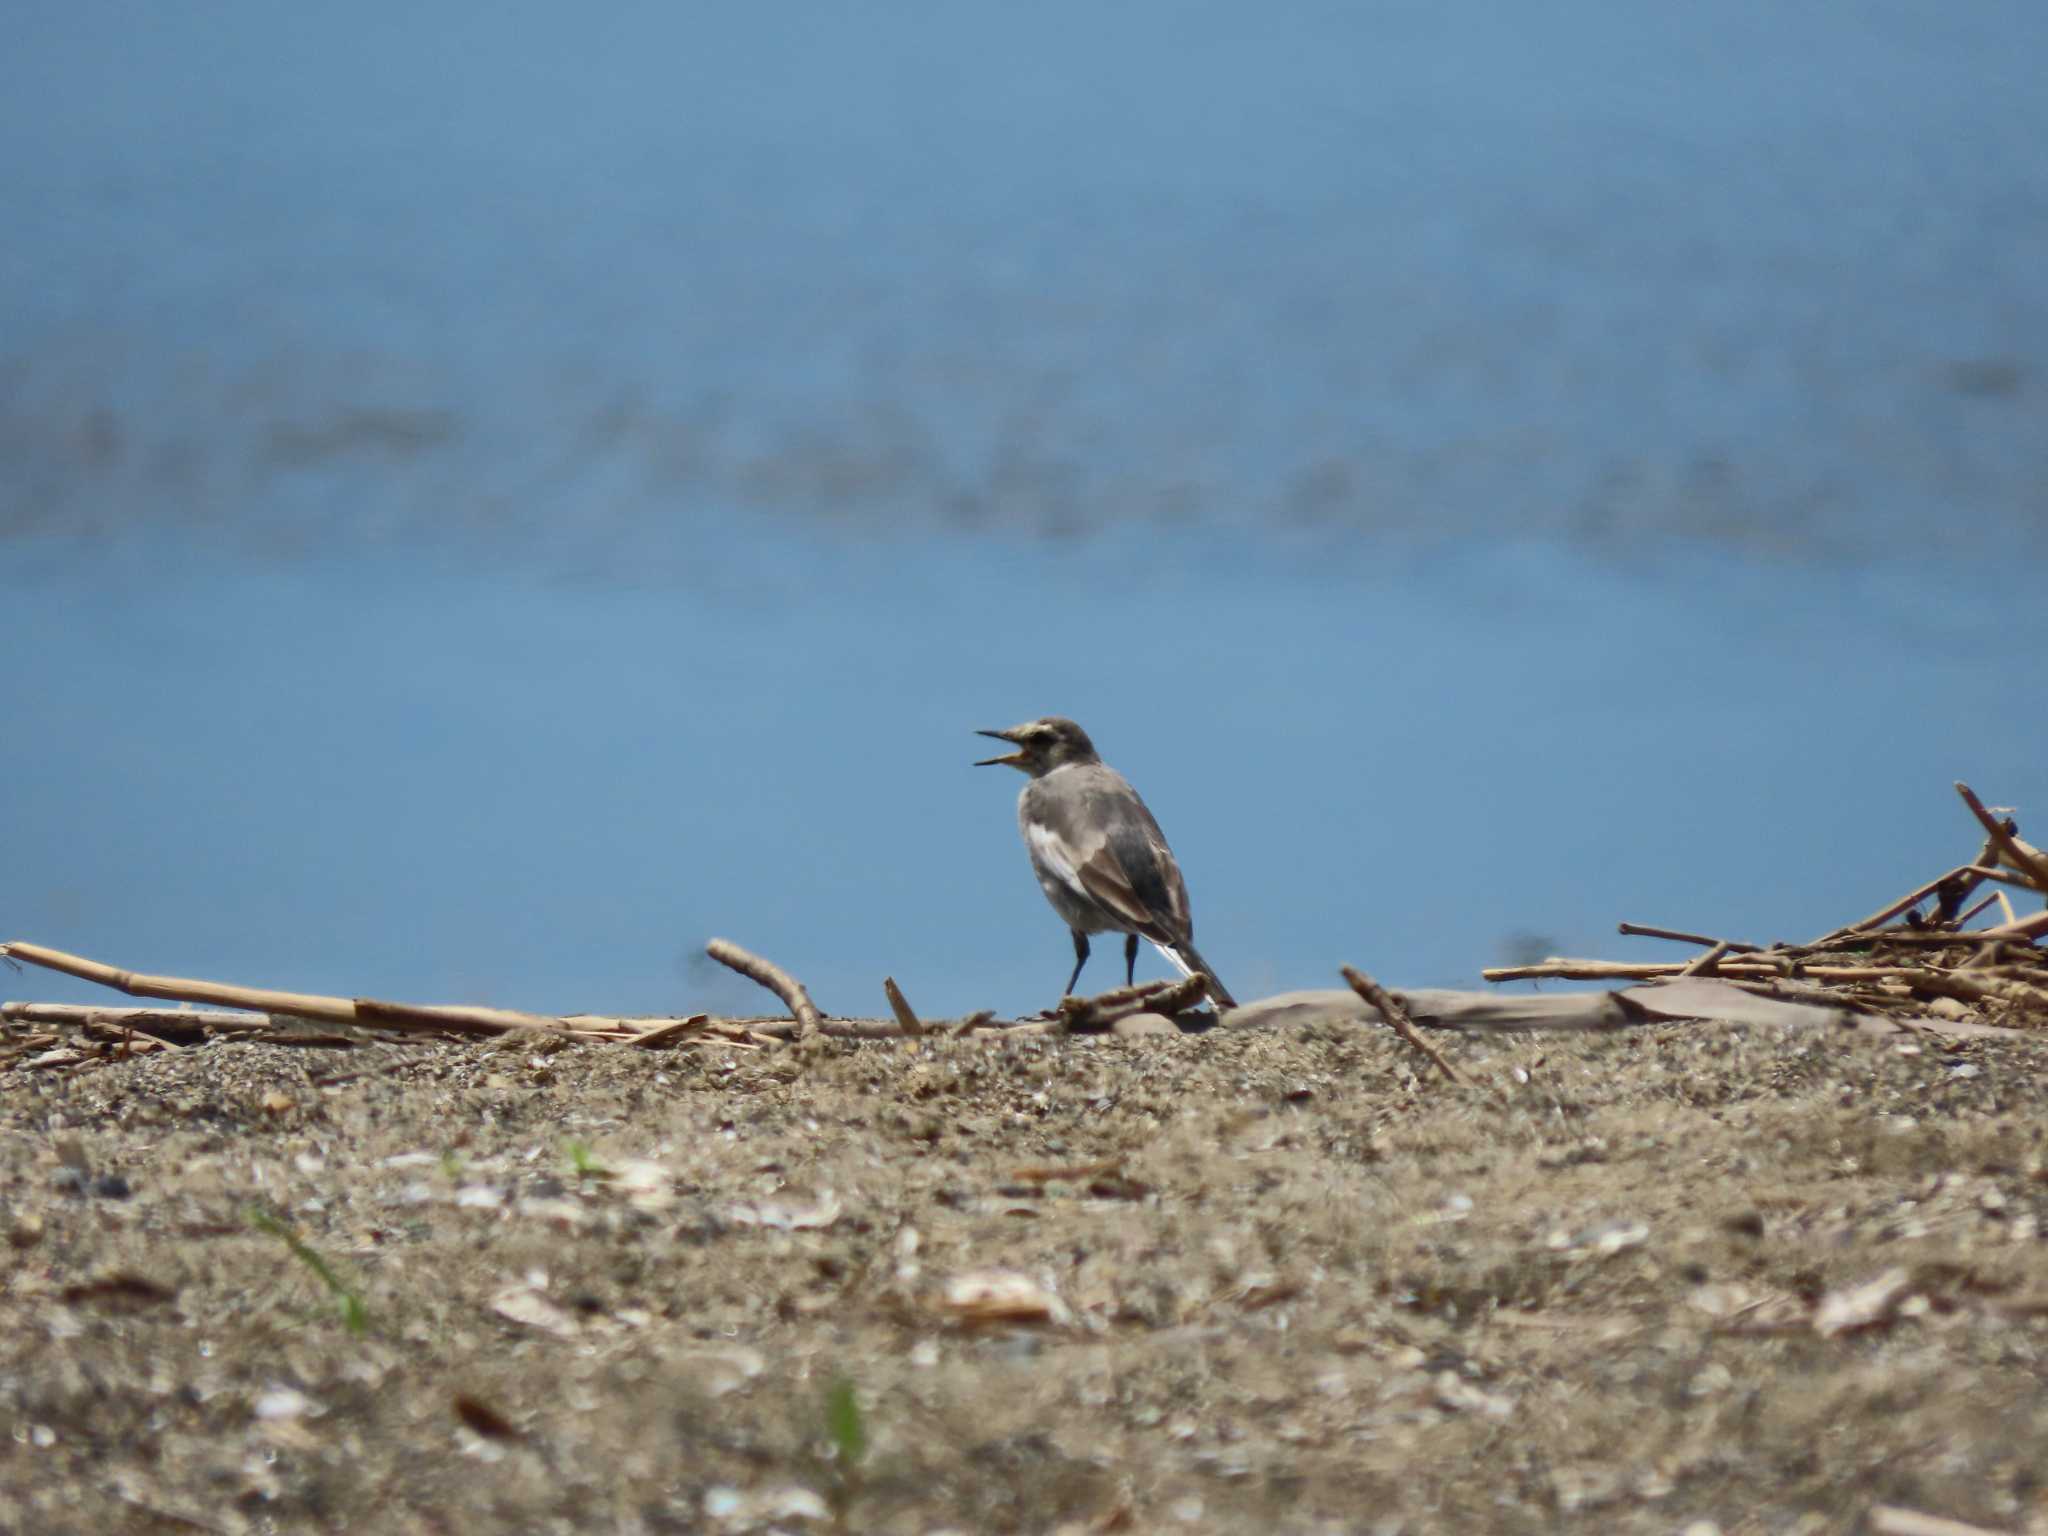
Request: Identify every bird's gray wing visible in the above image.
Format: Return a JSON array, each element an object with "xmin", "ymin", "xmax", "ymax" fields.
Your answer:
[
  {"xmin": 1027, "ymin": 769, "xmax": 1193, "ymax": 944},
  {"xmin": 1100, "ymin": 809, "xmax": 1192, "ymax": 942}
]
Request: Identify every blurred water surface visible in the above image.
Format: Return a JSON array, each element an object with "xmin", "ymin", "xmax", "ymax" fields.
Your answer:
[{"xmin": 4, "ymin": 4, "xmax": 2044, "ymax": 1016}]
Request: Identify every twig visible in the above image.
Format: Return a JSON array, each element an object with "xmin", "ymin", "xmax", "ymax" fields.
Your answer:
[
  {"xmin": 1341, "ymin": 965, "xmax": 1460, "ymax": 1083},
  {"xmin": 704, "ymin": 938, "xmax": 823, "ymax": 1037},
  {"xmin": 629, "ymin": 1014, "xmax": 712, "ymax": 1049},
  {"xmin": 1954, "ymin": 782, "xmax": 2048, "ymax": 898},
  {"xmin": 952, "ymin": 1009, "xmax": 996, "ymax": 1038},
  {"xmin": 1617, "ymin": 922, "xmax": 1762, "ymax": 953},
  {"xmin": 882, "ymin": 977, "xmax": 924, "ymax": 1036},
  {"xmin": 1679, "ymin": 941, "xmax": 1730, "ymax": 977}
]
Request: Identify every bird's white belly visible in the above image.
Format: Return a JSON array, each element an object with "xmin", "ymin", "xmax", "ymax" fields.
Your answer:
[{"xmin": 1023, "ymin": 821, "xmax": 1115, "ymax": 932}]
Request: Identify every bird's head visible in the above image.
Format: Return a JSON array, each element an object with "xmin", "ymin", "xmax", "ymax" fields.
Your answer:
[{"xmin": 974, "ymin": 716, "xmax": 1099, "ymax": 776}]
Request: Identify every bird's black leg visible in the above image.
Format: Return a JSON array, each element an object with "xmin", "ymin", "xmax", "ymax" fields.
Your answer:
[
  {"xmin": 1123, "ymin": 933, "xmax": 1139, "ymax": 986},
  {"xmin": 1064, "ymin": 931, "xmax": 1090, "ymax": 997}
]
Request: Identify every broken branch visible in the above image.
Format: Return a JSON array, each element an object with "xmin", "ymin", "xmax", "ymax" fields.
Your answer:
[
  {"xmin": 703, "ymin": 938, "xmax": 823, "ymax": 1037},
  {"xmin": 882, "ymin": 977, "xmax": 924, "ymax": 1036},
  {"xmin": 1955, "ymin": 782, "xmax": 2048, "ymax": 898}
]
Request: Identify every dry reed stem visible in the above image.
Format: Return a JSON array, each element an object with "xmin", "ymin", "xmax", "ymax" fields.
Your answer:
[
  {"xmin": 1618, "ymin": 922, "xmax": 1763, "ymax": 952},
  {"xmin": 0, "ymin": 941, "xmax": 359, "ymax": 1023}
]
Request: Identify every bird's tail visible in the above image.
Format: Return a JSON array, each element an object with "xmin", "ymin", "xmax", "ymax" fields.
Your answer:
[{"xmin": 1153, "ymin": 940, "xmax": 1238, "ymax": 1011}]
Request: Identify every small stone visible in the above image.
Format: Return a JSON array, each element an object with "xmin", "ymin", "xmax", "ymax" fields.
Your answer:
[
  {"xmin": 92, "ymin": 1174, "xmax": 133, "ymax": 1201},
  {"xmin": 51, "ymin": 1167, "xmax": 88, "ymax": 1197},
  {"xmin": 254, "ymin": 1387, "xmax": 317, "ymax": 1421}
]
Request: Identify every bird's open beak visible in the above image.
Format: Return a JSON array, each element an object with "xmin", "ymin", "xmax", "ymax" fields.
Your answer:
[{"xmin": 974, "ymin": 728, "xmax": 1025, "ymax": 768}]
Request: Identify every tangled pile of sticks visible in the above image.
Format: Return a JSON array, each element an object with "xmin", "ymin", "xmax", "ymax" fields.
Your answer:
[{"xmin": 1483, "ymin": 782, "xmax": 2048, "ymax": 1028}]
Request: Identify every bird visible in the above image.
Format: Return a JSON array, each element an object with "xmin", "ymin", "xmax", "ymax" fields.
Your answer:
[{"xmin": 975, "ymin": 716, "xmax": 1237, "ymax": 1009}]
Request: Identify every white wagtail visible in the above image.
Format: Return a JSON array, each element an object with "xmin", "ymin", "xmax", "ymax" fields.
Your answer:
[{"xmin": 976, "ymin": 716, "xmax": 1238, "ymax": 1009}]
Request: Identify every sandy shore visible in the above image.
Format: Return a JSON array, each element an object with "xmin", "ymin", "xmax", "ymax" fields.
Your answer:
[{"xmin": 3, "ymin": 1017, "xmax": 2045, "ymax": 1534}]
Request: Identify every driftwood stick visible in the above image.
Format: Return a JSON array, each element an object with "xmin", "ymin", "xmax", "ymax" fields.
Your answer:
[
  {"xmin": 1341, "ymin": 966, "xmax": 1461, "ymax": 1083},
  {"xmin": 0, "ymin": 945, "xmax": 624, "ymax": 1041},
  {"xmin": 0, "ymin": 941, "xmax": 360, "ymax": 1023},
  {"xmin": 882, "ymin": 977, "xmax": 924, "ymax": 1036},
  {"xmin": 704, "ymin": 938, "xmax": 822, "ymax": 1036},
  {"xmin": 1955, "ymin": 782, "xmax": 2048, "ymax": 899},
  {"xmin": 1618, "ymin": 923, "xmax": 1762, "ymax": 953}
]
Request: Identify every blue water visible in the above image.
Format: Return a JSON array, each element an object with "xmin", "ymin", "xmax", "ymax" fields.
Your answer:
[
  {"xmin": 4, "ymin": 4, "xmax": 2044, "ymax": 1018},
  {"xmin": 8, "ymin": 530, "xmax": 2042, "ymax": 1018}
]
